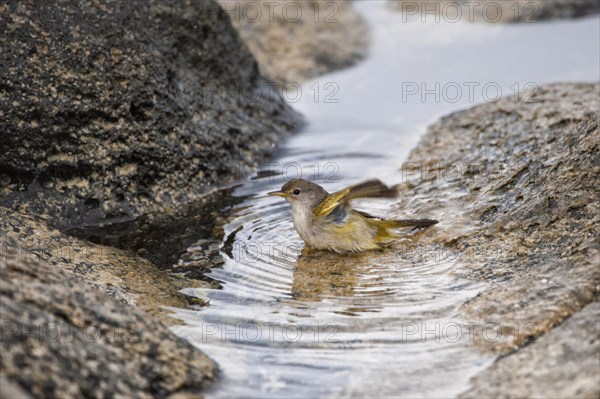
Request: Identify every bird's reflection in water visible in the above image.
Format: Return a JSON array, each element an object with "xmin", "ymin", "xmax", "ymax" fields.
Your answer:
[
  {"xmin": 291, "ymin": 229, "xmax": 429, "ymax": 304},
  {"xmin": 291, "ymin": 249, "xmax": 368, "ymax": 302}
]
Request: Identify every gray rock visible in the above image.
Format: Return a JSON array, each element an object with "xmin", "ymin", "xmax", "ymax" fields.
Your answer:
[
  {"xmin": 0, "ymin": 233, "xmax": 216, "ymax": 398},
  {"xmin": 530, "ymin": 0, "xmax": 600, "ymax": 20},
  {"xmin": 0, "ymin": 373, "xmax": 33, "ymax": 399},
  {"xmin": 461, "ymin": 301, "xmax": 600, "ymax": 398},
  {"xmin": 0, "ymin": 0, "xmax": 302, "ymax": 232},
  {"xmin": 0, "ymin": 2, "xmax": 301, "ymax": 395},
  {"xmin": 394, "ymin": 82, "xmax": 599, "ymax": 394},
  {"xmin": 66, "ymin": 186, "xmax": 240, "ymax": 269}
]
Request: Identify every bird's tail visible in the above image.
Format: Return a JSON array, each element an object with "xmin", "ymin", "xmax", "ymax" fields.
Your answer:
[
  {"xmin": 368, "ymin": 218, "xmax": 438, "ymax": 242},
  {"xmin": 383, "ymin": 219, "xmax": 438, "ymax": 228}
]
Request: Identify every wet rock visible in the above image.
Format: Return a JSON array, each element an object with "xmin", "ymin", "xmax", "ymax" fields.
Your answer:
[
  {"xmin": 221, "ymin": 0, "xmax": 371, "ymax": 84},
  {"xmin": 394, "ymin": 82, "xmax": 599, "ymax": 393},
  {"xmin": 67, "ymin": 187, "xmax": 242, "ymax": 269},
  {"xmin": 461, "ymin": 301, "xmax": 600, "ymax": 398},
  {"xmin": 0, "ymin": 206, "xmax": 205, "ymax": 324},
  {"xmin": 172, "ymin": 238, "xmax": 227, "ymax": 282},
  {"xmin": 0, "ymin": 232, "xmax": 216, "ymax": 398},
  {"xmin": 388, "ymin": 0, "xmax": 599, "ymax": 22},
  {"xmin": 0, "ymin": 373, "xmax": 33, "ymax": 399},
  {"xmin": 0, "ymin": 0, "xmax": 302, "ymax": 232}
]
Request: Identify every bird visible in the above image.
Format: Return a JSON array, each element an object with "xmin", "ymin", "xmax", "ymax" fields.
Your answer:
[{"xmin": 268, "ymin": 178, "xmax": 438, "ymax": 253}]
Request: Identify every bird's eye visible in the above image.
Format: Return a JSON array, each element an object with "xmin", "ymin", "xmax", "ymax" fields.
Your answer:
[{"xmin": 293, "ymin": 188, "xmax": 301, "ymax": 195}]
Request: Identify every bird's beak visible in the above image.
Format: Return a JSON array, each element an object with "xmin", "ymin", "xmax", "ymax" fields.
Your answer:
[{"xmin": 267, "ymin": 191, "xmax": 288, "ymax": 197}]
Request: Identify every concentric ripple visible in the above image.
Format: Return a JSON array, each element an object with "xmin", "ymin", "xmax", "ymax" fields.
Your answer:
[
  {"xmin": 172, "ymin": 187, "xmax": 490, "ymax": 398},
  {"xmin": 170, "ymin": 2, "xmax": 599, "ymax": 397}
]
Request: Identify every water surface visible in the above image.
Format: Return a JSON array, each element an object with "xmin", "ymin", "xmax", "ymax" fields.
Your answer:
[{"xmin": 171, "ymin": 3, "xmax": 600, "ymax": 397}]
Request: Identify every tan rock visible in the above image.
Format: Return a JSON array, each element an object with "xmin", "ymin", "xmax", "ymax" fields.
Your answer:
[
  {"xmin": 394, "ymin": 82, "xmax": 599, "ymax": 394},
  {"xmin": 221, "ymin": 0, "xmax": 370, "ymax": 84},
  {"xmin": 0, "ymin": 229, "xmax": 216, "ymax": 398}
]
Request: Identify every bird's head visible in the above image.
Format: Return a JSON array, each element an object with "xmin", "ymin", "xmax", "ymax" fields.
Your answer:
[{"xmin": 268, "ymin": 178, "xmax": 328, "ymax": 214}]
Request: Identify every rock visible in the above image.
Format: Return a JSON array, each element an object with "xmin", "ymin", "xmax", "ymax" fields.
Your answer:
[
  {"xmin": 388, "ymin": 0, "xmax": 599, "ymax": 23},
  {"xmin": 529, "ymin": 0, "xmax": 600, "ymax": 20},
  {"xmin": 0, "ymin": 1, "xmax": 306, "ymax": 396},
  {"xmin": 0, "ymin": 206, "xmax": 206, "ymax": 325},
  {"xmin": 461, "ymin": 301, "xmax": 600, "ymax": 398},
  {"xmin": 0, "ymin": 373, "xmax": 33, "ymax": 399},
  {"xmin": 67, "ymin": 186, "xmax": 241, "ymax": 269},
  {"xmin": 394, "ymin": 82, "xmax": 599, "ymax": 393},
  {"xmin": 0, "ymin": 232, "xmax": 216, "ymax": 398},
  {"xmin": 173, "ymin": 238, "xmax": 227, "ymax": 280},
  {"xmin": 220, "ymin": 0, "xmax": 371, "ymax": 84},
  {"xmin": 0, "ymin": 0, "xmax": 302, "ymax": 232}
]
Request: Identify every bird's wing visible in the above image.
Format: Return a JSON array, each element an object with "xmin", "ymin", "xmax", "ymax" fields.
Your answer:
[
  {"xmin": 353, "ymin": 209, "xmax": 379, "ymax": 219},
  {"xmin": 314, "ymin": 179, "xmax": 398, "ymax": 218}
]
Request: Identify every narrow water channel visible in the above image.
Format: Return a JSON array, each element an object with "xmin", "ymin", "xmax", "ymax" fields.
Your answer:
[{"xmin": 171, "ymin": 2, "xmax": 600, "ymax": 397}]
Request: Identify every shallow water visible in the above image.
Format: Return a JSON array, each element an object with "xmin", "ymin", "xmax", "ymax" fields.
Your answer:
[{"xmin": 171, "ymin": 3, "xmax": 600, "ymax": 397}]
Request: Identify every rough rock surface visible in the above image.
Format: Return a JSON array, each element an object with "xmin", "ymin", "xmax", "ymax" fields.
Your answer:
[
  {"xmin": 0, "ymin": 233, "xmax": 216, "ymax": 398},
  {"xmin": 67, "ymin": 186, "xmax": 238, "ymax": 269},
  {"xmin": 461, "ymin": 301, "xmax": 600, "ymax": 398},
  {"xmin": 220, "ymin": 0, "xmax": 370, "ymax": 84},
  {"xmin": 388, "ymin": 0, "xmax": 600, "ymax": 22},
  {"xmin": 0, "ymin": 1, "xmax": 306, "ymax": 396},
  {"xmin": 0, "ymin": 206, "xmax": 207, "ymax": 323},
  {"xmin": 0, "ymin": 0, "xmax": 301, "ymax": 232},
  {"xmin": 393, "ymin": 83, "xmax": 599, "ymax": 394}
]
